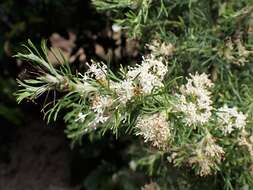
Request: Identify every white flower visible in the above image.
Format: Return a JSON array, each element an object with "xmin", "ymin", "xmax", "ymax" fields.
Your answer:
[
  {"xmin": 86, "ymin": 61, "xmax": 107, "ymax": 80},
  {"xmin": 126, "ymin": 55, "xmax": 167, "ymax": 94},
  {"xmin": 177, "ymin": 73, "xmax": 213, "ymax": 126},
  {"xmin": 111, "ymin": 79, "xmax": 135, "ymax": 104},
  {"xmin": 93, "ymin": 115, "xmax": 109, "ymax": 125},
  {"xmin": 136, "ymin": 113, "xmax": 170, "ymax": 150},
  {"xmin": 186, "ymin": 73, "xmax": 213, "ymax": 89},
  {"xmin": 238, "ymin": 130, "xmax": 253, "ymax": 156},
  {"xmin": 147, "ymin": 40, "xmax": 175, "ymax": 57},
  {"xmin": 91, "ymin": 95, "xmax": 112, "ymax": 113},
  {"xmin": 217, "ymin": 105, "xmax": 247, "ymax": 135},
  {"xmin": 140, "ymin": 73, "xmax": 161, "ymax": 94},
  {"xmin": 90, "ymin": 95, "xmax": 113, "ymax": 126}
]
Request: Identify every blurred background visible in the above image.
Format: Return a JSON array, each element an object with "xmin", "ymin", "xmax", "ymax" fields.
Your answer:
[{"xmin": 0, "ymin": 1, "xmax": 140, "ymax": 189}]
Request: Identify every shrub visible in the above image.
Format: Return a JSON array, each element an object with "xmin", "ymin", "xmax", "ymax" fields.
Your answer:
[{"xmin": 15, "ymin": 1, "xmax": 253, "ymax": 189}]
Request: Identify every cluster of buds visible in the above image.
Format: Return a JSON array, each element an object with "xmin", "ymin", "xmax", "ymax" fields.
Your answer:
[
  {"xmin": 188, "ymin": 134, "xmax": 224, "ymax": 176},
  {"xmin": 136, "ymin": 113, "xmax": 171, "ymax": 150},
  {"xmin": 220, "ymin": 38, "xmax": 253, "ymax": 66}
]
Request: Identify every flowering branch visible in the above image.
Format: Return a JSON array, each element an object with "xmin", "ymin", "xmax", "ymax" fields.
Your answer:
[{"xmin": 15, "ymin": 40, "xmax": 253, "ymax": 189}]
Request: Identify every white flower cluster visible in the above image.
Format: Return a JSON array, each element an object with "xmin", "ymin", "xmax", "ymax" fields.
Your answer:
[
  {"xmin": 90, "ymin": 94, "xmax": 113, "ymax": 126},
  {"xmin": 203, "ymin": 134, "xmax": 224, "ymax": 158},
  {"xmin": 86, "ymin": 61, "xmax": 108, "ymax": 81},
  {"xmin": 188, "ymin": 134, "xmax": 224, "ymax": 176},
  {"xmin": 75, "ymin": 94, "xmax": 113, "ymax": 128},
  {"xmin": 111, "ymin": 79, "xmax": 135, "ymax": 104},
  {"xmin": 238, "ymin": 130, "xmax": 253, "ymax": 156},
  {"xmin": 177, "ymin": 73, "xmax": 213, "ymax": 126},
  {"xmin": 127, "ymin": 55, "xmax": 167, "ymax": 94},
  {"xmin": 111, "ymin": 55, "xmax": 167, "ymax": 104},
  {"xmin": 217, "ymin": 105, "xmax": 247, "ymax": 135},
  {"xmin": 136, "ymin": 113, "xmax": 170, "ymax": 150},
  {"xmin": 77, "ymin": 55, "xmax": 168, "ymax": 129},
  {"xmin": 147, "ymin": 40, "xmax": 175, "ymax": 57}
]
